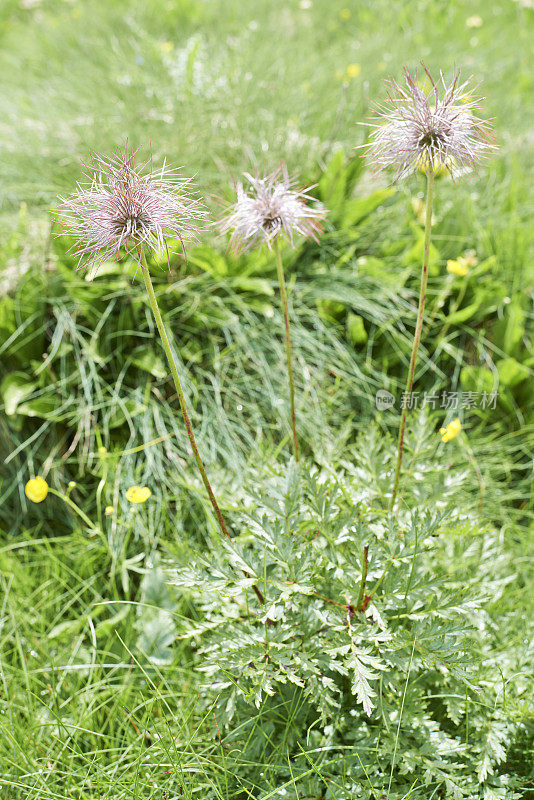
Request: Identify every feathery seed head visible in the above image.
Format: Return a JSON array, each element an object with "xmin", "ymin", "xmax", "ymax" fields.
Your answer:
[
  {"xmin": 58, "ymin": 146, "xmax": 205, "ymax": 276},
  {"xmin": 365, "ymin": 65, "xmax": 496, "ymax": 182},
  {"xmin": 219, "ymin": 165, "xmax": 327, "ymax": 253}
]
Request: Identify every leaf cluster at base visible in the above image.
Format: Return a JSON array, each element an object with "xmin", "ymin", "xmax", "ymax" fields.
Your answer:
[{"xmin": 165, "ymin": 447, "xmax": 525, "ymax": 798}]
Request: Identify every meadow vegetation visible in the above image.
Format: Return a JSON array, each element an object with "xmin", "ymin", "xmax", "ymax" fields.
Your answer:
[{"xmin": 1, "ymin": 1, "xmax": 533, "ymax": 798}]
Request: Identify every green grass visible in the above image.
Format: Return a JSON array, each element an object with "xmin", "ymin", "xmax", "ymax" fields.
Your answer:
[
  {"xmin": 1, "ymin": 0, "xmax": 534, "ymax": 207},
  {"xmin": 0, "ymin": 533, "xmax": 234, "ymax": 799},
  {"xmin": 1, "ymin": 0, "xmax": 534, "ymax": 797}
]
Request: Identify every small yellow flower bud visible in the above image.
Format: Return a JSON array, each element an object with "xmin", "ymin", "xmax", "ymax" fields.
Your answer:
[
  {"xmin": 104, "ymin": 506, "xmax": 113, "ymax": 516},
  {"xmin": 25, "ymin": 476, "xmax": 49, "ymax": 504},
  {"xmin": 340, "ymin": 8, "xmax": 350, "ymax": 19},
  {"xmin": 125, "ymin": 486, "xmax": 151, "ymax": 504},
  {"xmin": 68, "ymin": 481, "xmax": 77, "ymax": 489},
  {"xmin": 346, "ymin": 63, "xmax": 361, "ymax": 79},
  {"xmin": 439, "ymin": 417, "xmax": 462, "ymax": 443},
  {"xmin": 446, "ymin": 259, "xmax": 468, "ymax": 277},
  {"xmin": 446, "ymin": 256, "xmax": 475, "ymax": 277},
  {"xmin": 98, "ymin": 446, "xmax": 107, "ymax": 456}
]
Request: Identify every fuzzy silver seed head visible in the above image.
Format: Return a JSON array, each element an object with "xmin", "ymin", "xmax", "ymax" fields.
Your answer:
[
  {"xmin": 219, "ymin": 166, "xmax": 327, "ymax": 253},
  {"xmin": 58, "ymin": 146, "xmax": 205, "ymax": 276},
  {"xmin": 365, "ymin": 65, "xmax": 496, "ymax": 182}
]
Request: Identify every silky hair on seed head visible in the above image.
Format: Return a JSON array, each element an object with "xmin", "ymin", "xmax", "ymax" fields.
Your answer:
[
  {"xmin": 219, "ymin": 165, "xmax": 327, "ymax": 253},
  {"xmin": 365, "ymin": 64, "xmax": 496, "ymax": 182},
  {"xmin": 58, "ymin": 145, "xmax": 206, "ymax": 277}
]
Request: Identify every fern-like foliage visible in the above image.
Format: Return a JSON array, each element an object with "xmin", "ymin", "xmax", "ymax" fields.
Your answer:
[{"xmin": 164, "ymin": 436, "xmax": 527, "ymax": 798}]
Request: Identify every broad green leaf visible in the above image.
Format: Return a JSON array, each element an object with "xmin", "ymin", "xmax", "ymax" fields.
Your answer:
[
  {"xmin": 16, "ymin": 395, "xmax": 64, "ymax": 420},
  {"xmin": 141, "ymin": 567, "xmax": 176, "ymax": 612},
  {"xmin": 341, "ymin": 188, "xmax": 395, "ymax": 228},
  {"xmin": 94, "ymin": 606, "xmax": 131, "ymax": 637},
  {"xmin": 136, "ymin": 567, "xmax": 177, "ymax": 665},
  {"xmin": 83, "ymin": 337, "xmax": 107, "ymax": 367},
  {"xmin": 131, "ymin": 345, "xmax": 167, "ymax": 379},
  {"xmin": 493, "ymin": 299, "xmax": 526, "ymax": 356},
  {"xmin": 137, "ymin": 610, "xmax": 175, "ymax": 665},
  {"xmin": 347, "ymin": 312, "xmax": 368, "ymax": 345},
  {"xmin": 188, "ymin": 245, "xmax": 228, "ymax": 276},
  {"xmin": 231, "ymin": 277, "xmax": 274, "ymax": 296},
  {"xmin": 316, "ymin": 298, "xmax": 346, "ymax": 322},
  {"xmin": 344, "ymin": 152, "xmax": 365, "ymax": 196},
  {"xmin": 460, "ymin": 366, "xmax": 495, "ymax": 394},
  {"xmin": 403, "ymin": 231, "xmax": 440, "ymax": 275},
  {"xmin": 84, "ymin": 260, "xmax": 138, "ymax": 280},
  {"xmin": 318, "ymin": 148, "xmax": 346, "ymax": 218},
  {"xmin": 357, "ymin": 256, "xmax": 403, "ymax": 287},
  {"xmin": 497, "ymin": 357, "xmax": 529, "ymax": 387},
  {"xmin": 48, "ymin": 618, "xmax": 85, "ymax": 639},
  {"xmin": 1, "ymin": 372, "xmax": 38, "ymax": 415},
  {"xmin": 0, "ymin": 296, "xmax": 16, "ymax": 342},
  {"xmin": 336, "ymin": 240, "xmax": 359, "ymax": 267},
  {"xmin": 108, "ymin": 399, "xmax": 147, "ymax": 429},
  {"xmin": 242, "ymin": 299, "xmax": 275, "ymax": 316},
  {"xmin": 8, "ymin": 273, "xmax": 46, "ymax": 363},
  {"xmin": 446, "ymin": 302, "xmax": 481, "ymax": 325}
]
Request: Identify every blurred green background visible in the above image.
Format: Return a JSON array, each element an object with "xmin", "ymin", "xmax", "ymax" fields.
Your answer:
[{"xmin": 1, "ymin": 0, "xmax": 533, "ymax": 207}]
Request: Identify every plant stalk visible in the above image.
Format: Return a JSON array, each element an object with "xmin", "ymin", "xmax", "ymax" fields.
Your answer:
[
  {"xmin": 390, "ymin": 172, "xmax": 435, "ymax": 510},
  {"xmin": 356, "ymin": 545, "xmax": 369, "ymax": 612},
  {"xmin": 48, "ymin": 488, "xmax": 96, "ymax": 530},
  {"xmin": 460, "ymin": 431, "xmax": 485, "ymax": 514},
  {"xmin": 274, "ymin": 239, "xmax": 299, "ymax": 461},
  {"xmin": 138, "ymin": 249, "xmax": 264, "ymax": 604}
]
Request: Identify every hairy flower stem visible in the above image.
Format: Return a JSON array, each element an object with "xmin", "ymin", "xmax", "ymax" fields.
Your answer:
[
  {"xmin": 390, "ymin": 172, "xmax": 435, "ymax": 510},
  {"xmin": 356, "ymin": 545, "xmax": 369, "ymax": 612},
  {"xmin": 274, "ymin": 239, "xmax": 299, "ymax": 461},
  {"xmin": 138, "ymin": 250, "xmax": 264, "ymax": 603}
]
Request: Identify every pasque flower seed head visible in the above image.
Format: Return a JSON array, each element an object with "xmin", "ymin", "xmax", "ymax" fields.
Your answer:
[
  {"xmin": 365, "ymin": 65, "xmax": 496, "ymax": 182},
  {"xmin": 219, "ymin": 165, "xmax": 327, "ymax": 252},
  {"xmin": 58, "ymin": 146, "xmax": 205, "ymax": 275}
]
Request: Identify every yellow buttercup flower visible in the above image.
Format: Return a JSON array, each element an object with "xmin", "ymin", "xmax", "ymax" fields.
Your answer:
[
  {"xmin": 439, "ymin": 417, "xmax": 462, "ymax": 443},
  {"xmin": 447, "ymin": 255, "xmax": 477, "ymax": 277},
  {"xmin": 125, "ymin": 486, "xmax": 151, "ymax": 504},
  {"xmin": 25, "ymin": 476, "xmax": 49, "ymax": 503},
  {"xmin": 446, "ymin": 259, "xmax": 469, "ymax": 277},
  {"xmin": 340, "ymin": 8, "xmax": 351, "ymax": 20},
  {"xmin": 104, "ymin": 505, "xmax": 114, "ymax": 516},
  {"xmin": 346, "ymin": 63, "xmax": 361, "ymax": 79}
]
